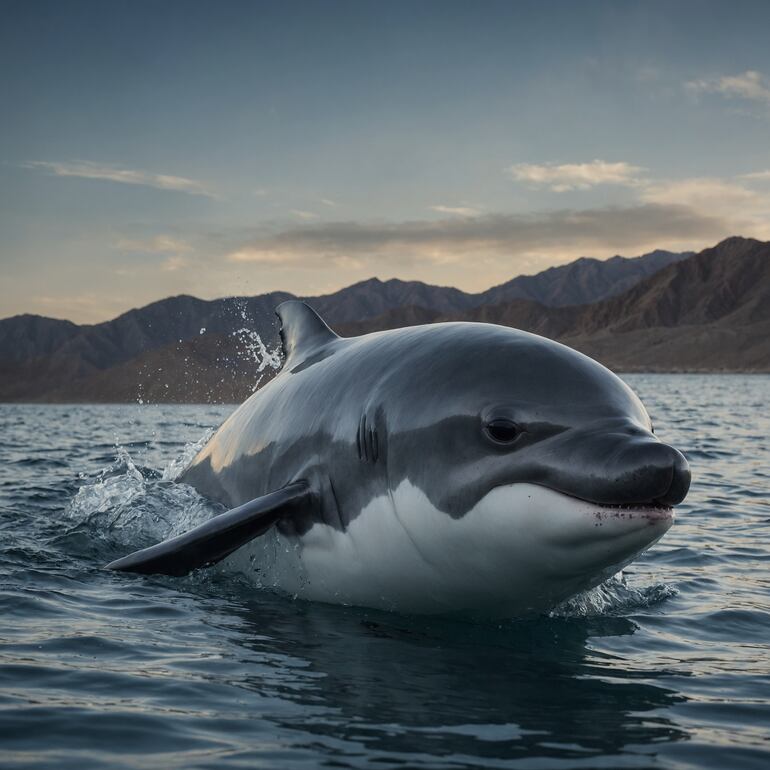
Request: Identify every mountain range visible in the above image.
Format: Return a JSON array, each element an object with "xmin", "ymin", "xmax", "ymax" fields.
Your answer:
[{"xmin": 0, "ymin": 239, "xmax": 766, "ymax": 403}]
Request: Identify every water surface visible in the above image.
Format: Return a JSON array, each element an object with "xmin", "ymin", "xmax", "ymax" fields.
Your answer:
[{"xmin": 1, "ymin": 374, "xmax": 769, "ymax": 769}]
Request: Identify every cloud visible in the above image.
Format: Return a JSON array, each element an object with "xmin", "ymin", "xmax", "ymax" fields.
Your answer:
[
  {"xmin": 639, "ymin": 176, "xmax": 770, "ymax": 240},
  {"xmin": 290, "ymin": 209, "xmax": 320, "ymax": 220},
  {"xmin": 686, "ymin": 70, "xmax": 770, "ymax": 105},
  {"xmin": 161, "ymin": 255, "xmax": 189, "ymax": 272},
  {"xmin": 504, "ymin": 155, "xmax": 770, "ymax": 241},
  {"xmin": 508, "ymin": 159, "xmax": 645, "ymax": 191},
  {"xmin": 223, "ymin": 204, "xmax": 726, "ymax": 270},
  {"xmin": 320, "ymin": 198, "xmax": 340, "ymax": 207},
  {"xmin": 228, "ymin": 248, "xmax": 287, "ymax": 264},
  {"xmin": 429, "ymin": 205, "xmax": 482, "ymax": 217},
  {"xmin": 22, "ymin": 160, "xmax": 216, "ymax": 197},
  {"xmin": 114, "ymin": 235, "xmax": 194, "ymax": 273},
  {"xmin": 640, "ymin": 177, "xmax": 758, "ymax": 208},
  {"xmin": 740, "ymin": 169, "xmax": 770, "ymax": 181},
  {"xmin": 641, "ymin": 176, "xmax": 770, "ymax": 215},
  {"xmin": 330, "ymin": 255, "xmax": 365, "ymax": 269},
  {"xmin": 114, "ymin": 235, "xmax": 193, "ymax": 254},
  {"xmin": 31, "ymin": 292, "xmax": 132, "ymax": 323}
]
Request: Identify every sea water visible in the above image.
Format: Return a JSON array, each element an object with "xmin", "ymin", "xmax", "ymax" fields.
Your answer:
[{"xmin": 0, "ymin": 374, "xmax": 768, "ymax": 769}]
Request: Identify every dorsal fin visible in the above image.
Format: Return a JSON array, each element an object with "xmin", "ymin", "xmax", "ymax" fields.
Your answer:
[{"xmin": 276, "ymin": 300, "xmax": 338, "ymax": 365}]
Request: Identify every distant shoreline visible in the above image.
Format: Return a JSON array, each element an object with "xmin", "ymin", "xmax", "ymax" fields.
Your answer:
[{"xmin": 2, "ymin": 369, "xmax": 768, "ymax": 407}]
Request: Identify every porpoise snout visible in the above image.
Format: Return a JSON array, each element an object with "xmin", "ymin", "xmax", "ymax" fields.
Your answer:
[
  {"xmin": 657, "ymin": 444, "xmax": 690, "ymax": 506},
  {"xmin": 544, "ymin": 420, "xmax": 691, "ymax": 507},
  {"xmin": 613, "ymin": 439, "xmax": 691, "ymax": 507}
]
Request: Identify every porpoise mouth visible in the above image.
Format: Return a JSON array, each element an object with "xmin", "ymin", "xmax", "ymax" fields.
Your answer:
[
  {"xmin": 590, "ymin": 500, "xmax": 674, "ymax": 519},
  {"xmin": 490, "ymin": 482, "xmax": 678, "ymax": 527},
  {"xmin": 547, "ymin": 494, "xmax": 676, "ymax": 576},
  {"xmin": 539, "ymin": 490, "xmax": 676, "ymax": 551},
  {"xmin": 575, "ymin": 499, "xmax": 675, "ymax": 551}
]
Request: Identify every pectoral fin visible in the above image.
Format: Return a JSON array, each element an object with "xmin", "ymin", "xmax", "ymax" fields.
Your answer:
[{"xmin": 105, "ymin": 480, "xmax": 316, "ymax": 577}]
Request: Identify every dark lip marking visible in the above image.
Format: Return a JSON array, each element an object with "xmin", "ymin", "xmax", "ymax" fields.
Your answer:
[
  {"xmin": 592, "ymin": 501, "xmax": 673, "ymax": 513},
  {"xmin": 492, "ymin": 482, "xmax": 676, "ymax": 515}
]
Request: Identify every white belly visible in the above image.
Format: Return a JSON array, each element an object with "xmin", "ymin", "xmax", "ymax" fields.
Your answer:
[{"xmin": 226, "ymin": 481, "xmax": 673, "ymax": 617}]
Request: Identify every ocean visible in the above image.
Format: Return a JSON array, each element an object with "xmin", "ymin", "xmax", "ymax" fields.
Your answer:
[{"xmin": 1, "ymin": 374, "xmax": 768, "ymax": 769}]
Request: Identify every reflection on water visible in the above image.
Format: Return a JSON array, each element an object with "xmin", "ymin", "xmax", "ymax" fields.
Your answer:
[
  {"xmin": 1, "ymin": 374, "xmax": 769, "ymax": 769},
  {"xmin": 219, "ymin": 593, "xmax": 686, "ymax": 766}
]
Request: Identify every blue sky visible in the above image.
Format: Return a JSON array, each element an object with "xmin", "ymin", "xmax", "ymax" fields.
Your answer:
[{"xmin": 2, "ymin": 0, "xmax": 770, "ymax": 322}]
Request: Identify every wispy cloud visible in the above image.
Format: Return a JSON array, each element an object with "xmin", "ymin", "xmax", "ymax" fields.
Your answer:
[
  {"xmin": 505, "ymin": 157, "xmax": 770, "ymax": 240},
  {"xmin": 740, "ymin": 169, "xmax": 770, "ymax": 181},
  {"xmin": 319, "ymin": 198, "xmax": 340, "ymax": 207},
  {"xmin": 290, "ymin": 209, "xmax": 320, "ymax": 220},
  {"xmin": 685, "ymin": 70, "xmax": 770, "ymax": 105},
  {"xmin": 639, "ymin": 176, "xmax": 770, "ymax": 238},
  {"xmin": 429, "ymin": 205, "xmax": 482, "ymax": 217},
  {"xmin": 228, "ymin": 248, "xmax": 287, "ymax": 264},
  {"xmin": 114, "ymin": 235, "xmax": 193, "ymax": 272},
  {"xmin": 508, "ymin": 159, "xmax": 645, "ymax": 191},
  {"xmin": 22, "ymin": 160, "xmax": 216, "ymax": 197},
  {"xmin": 31, "ymin": 292, "xmax": 132, "ymax": 323},
  {"xmin": 640, "ymin": 177, "xmax": 760, "ymax": 209},
  {"xmin": 160, "ymin": 255, "xmax": 190, "ymax": 272},
  {"xmin": 114, "ymin": 235, "xmax": 193, "ymax": 254},
  {"xmin": 224, "ymin": 204, "xmax": 725, "ymax": 269}
]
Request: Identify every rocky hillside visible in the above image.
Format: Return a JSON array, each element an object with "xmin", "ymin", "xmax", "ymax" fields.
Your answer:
[
  {"xmin": 480, "ymin": 249, "xmax": 690, "ymax": 307},
  {"xmin": 0, "ymin": 246, "xmax": 685, "ymax": 363},
  {"xmin": 341, "ymin": 237, "xmax": 770, "ymax": 373},
  {"xmin": 1, "ymin": 241, "xmax": 762, "ymax": 402}
]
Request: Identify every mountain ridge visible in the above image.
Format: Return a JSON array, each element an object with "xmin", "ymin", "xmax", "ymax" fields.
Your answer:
[
  {"xmin": 1, "ymin": 240, "xmax": 765, "ymax": 402},
  {"xmin": 1, "ymin": 247, "xmax": 688, "ymax": 363},
  {"xmin": 337, "ymin": 236, "xmax": 770, "ymax": 374}
]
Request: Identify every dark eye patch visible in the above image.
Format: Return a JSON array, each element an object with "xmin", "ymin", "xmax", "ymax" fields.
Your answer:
[{"xmin": 485, "ymin": 419, "xmax": 520, "ymax": 444}]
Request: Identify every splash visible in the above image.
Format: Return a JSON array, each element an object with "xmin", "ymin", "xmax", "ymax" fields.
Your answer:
[
  {"xmin": 67, "ymin": 446, "xmax": 145, "ymax": 521},
  {"xmin": 134, "ymin": 299, "xmax": 284, "ymax": 405},
  {"xmin": 550, "ymin": 572, "xmax": 678, "ymax": 617},
  {"xmin": 230, "ymin": 297, "xmax": 284, "ymax": 391},
  {"xmin": 161, "ymin": 428, "xmax": 214, "ymax": 481},
  {"xmin": 231, "ymin": 327, "xmax": 283, "ymax": 391},
  {"xmin": 63, "ymin": 440, "xmax": 218, "ymax": 559}
]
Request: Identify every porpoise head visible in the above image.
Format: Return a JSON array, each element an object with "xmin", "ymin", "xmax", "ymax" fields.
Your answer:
[
  {"xmin": 370, "ymin": 321, "xmax": 690, "ymax": 613},
  {"xmin": 127, "ymin": 303, "xmax": 690, "ymax": 617}
]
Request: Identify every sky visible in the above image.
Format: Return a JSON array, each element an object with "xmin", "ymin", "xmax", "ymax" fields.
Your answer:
[{"xmin": 2, "ymin": 0, "xmax": 770, "ymax": 323}]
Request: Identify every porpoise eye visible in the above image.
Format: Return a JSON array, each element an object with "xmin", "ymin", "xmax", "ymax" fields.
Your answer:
[{"xmin": 485, "ymin": 419, "xmax": 520, "ymax": 444}]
